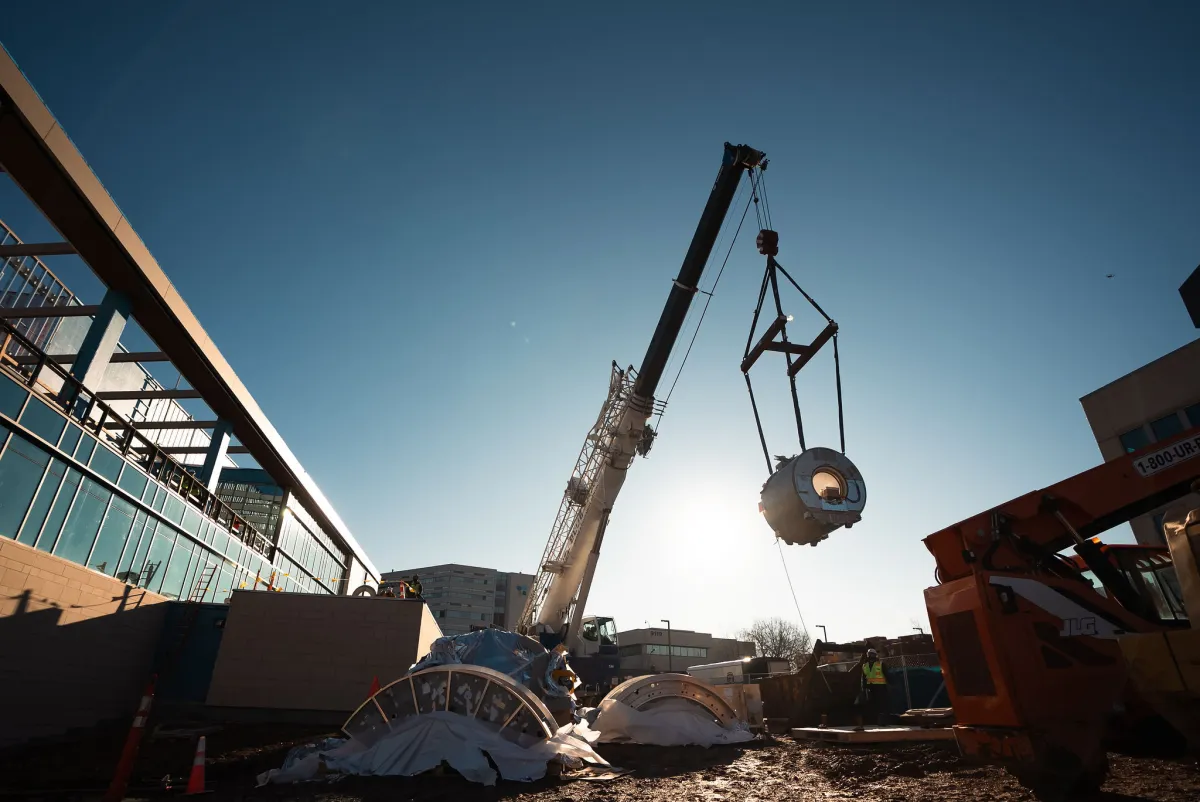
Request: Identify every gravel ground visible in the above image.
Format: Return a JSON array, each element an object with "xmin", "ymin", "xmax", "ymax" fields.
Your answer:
[{"xmin": 4, "ymin": 728, "xmax": 1198, "ymax": 801}]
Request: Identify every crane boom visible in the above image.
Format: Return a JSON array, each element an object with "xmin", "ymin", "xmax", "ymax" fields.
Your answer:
[{"xmin": 519, "ymin": 143, "xmax": 765, "ymax": 649}]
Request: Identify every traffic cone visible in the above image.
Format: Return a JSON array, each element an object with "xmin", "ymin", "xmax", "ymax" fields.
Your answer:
[
  {"xmin": 369, "ymin": 675, "xmax": 380, "ymax": 696},
  {"xmin": 103, "ymin": 676, "xmax": 156, "ymax": 802},
  {"xmin": 185, "ymin": 736, "xmax": 206, "ymax": 795}
]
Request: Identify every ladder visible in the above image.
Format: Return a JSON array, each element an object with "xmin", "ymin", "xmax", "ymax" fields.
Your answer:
[{"xmin": 188, "ymin": 564, "xmax": 218, "ymax": 603}]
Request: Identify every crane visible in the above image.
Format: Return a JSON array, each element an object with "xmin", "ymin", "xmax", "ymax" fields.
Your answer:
[{"xmin": 517, "ymin": 142, "xmax": 766, "ymax": 657}]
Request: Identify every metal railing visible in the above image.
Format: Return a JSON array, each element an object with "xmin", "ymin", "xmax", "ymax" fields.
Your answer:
[
  {"xmin": 0, "ymin": 315, "xmax": 273, "ymax": 558},
  {"xmin": 0, "ymin": 220, "xmax": 79, "ymax": 356}
]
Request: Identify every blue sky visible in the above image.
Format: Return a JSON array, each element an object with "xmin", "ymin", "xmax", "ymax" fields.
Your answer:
[{"xmin": 2, "ymin": 3, "xmax": 1198, "ymax": 643}]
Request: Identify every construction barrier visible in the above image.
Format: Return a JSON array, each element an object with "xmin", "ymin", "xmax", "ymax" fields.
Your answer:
[{"xmin": 758, "ymin": 659, "xmax": 861, "ymax": 728}]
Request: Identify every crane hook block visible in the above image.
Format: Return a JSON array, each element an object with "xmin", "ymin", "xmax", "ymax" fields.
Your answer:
[
  {"xmin": 756, "ymin": 229, "xmax": 779, "ymax": 256},
  {"xmin": 759, "ymin": 447, "xmax": 866, "ymax": 546}
]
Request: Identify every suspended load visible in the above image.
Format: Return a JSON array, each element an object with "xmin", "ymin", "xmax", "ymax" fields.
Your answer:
[
  {"xmin": 739, "ymin": 207, "xmax": 867, "ymax": 546},
  {"xmin": 759, "ymin": 447, "xmax": 866, "ymax": 546}
]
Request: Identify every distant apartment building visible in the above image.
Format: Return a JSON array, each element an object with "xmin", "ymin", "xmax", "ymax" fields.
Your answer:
[
  {"xmin": 382, "ymin": 563, "xmax": 534, "ymax": 636},
  {"xmin": 616, "ymin": 626, "xmax": 755, "ymax": 675},
  {"xmin": 1080, "ymin": 268, "xmax": 1200, "ymax": 546}
]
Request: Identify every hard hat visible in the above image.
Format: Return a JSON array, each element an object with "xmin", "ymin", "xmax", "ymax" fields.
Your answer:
[{"xmin": 866, "ymin": 648, "xmax": 878, "ymax": 657}]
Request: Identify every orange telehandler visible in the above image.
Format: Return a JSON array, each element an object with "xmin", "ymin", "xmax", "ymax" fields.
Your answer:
[{"xmin": 923, "ymin": 424, "xmax": 1200, "ymax": 798}]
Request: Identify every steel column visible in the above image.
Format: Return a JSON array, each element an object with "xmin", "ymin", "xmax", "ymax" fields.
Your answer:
[
  {"xmin": 58, "ymin": 289, "xmax": 129, "ymax": 403},
  {"xmin": 196, "ymin": 420, "xmax": 233, "ymax": 492}
]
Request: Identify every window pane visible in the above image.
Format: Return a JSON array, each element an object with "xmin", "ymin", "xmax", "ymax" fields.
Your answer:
[
  {"xmin": 1151, "ymin": 414, "xmax": 1185, "ymax": 442},
  {"xmin": 75, "ymin": 434, "xmax": 96, "ymax": 464},
  {"xmin": 139, "ymin": 525, "xmax": 175, "ymax": 592},
  {"xmin": 54, "ymin": 477, "xmax": 111, "ymax": 566},
  {"xmin": 59, "ymin": 423, "xmax": 82, "ymax": 456},
  {"xmin": 163, "ymin": 494, "xmax": 185, "ymax": 525},
  {"xmin": 224, "ymin": 537, "xmax": 241, "ymax": 566},
  {"xmin": 90, "ymin": 497, "xmax": 136, "ymax": 576},
  {"xmin": 185, "ymin": 547, "xmax": 216, "ymax": 602},
  {"xmin": 17, "ymin": 457, "xmax": 65, "ymax": 545},
  {"xmin": 90, "ymin": 445, "xmax": 123, "ymax": 483},
  {"xmin": 0, "ymin": 432, "xmax": 50, "ymax": 539},
  {"xmin": 202, "ymin": 558, "xmax": 222, "ymax": 602},
  {"xmin": 211, "ymin": 529, "xmax": 230, "ymax": 559},
  {"xmin": 182, "ymin": 507, "xmax": 202, "ymax": 537},
  {"xmin": 0, "ymin": 374, "xmax": 27, "ymax": 418},
  {"xmin": 160, "ymin": 537, "xmax": 193, "ymax": 600},
  {"xmin": 118, "ymin": 466, "xmax": 148, "ymax": 500},
  {"xmin": 19, "ymin": 398, "xmax": 65, "ymax": 444},
  {"xmin": 217, "ymin": 566, "xmax": 234, "ymax": 603},
  {"xmin": 117, "ymin": 511, "xmax": 150, "ymax": 582},
  {"xmin": 1119, "ymin": 427, "xmax": 1151, "ymax": 454},
  {"xmin": 1186, "ymin": 403, "xmax": 1200, "ymax": 429},
  {"xmin": 35, "ymin": 468, "xmax": 81, "ymax": 552}
]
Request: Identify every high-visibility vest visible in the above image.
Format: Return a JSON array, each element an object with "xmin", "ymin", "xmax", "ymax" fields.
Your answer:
[{"xmin": 863, "ymin": 661, "xmax": 886, "ymax": 685}]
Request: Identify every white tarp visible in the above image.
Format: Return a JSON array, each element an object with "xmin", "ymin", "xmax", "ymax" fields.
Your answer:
[
  {"xmin": 590, "ymin": 698, "xmax": 755, "ymax": 747},
  {"xmin": 257, "ymin": 711, "xmax": 610, "ymax": 787}
]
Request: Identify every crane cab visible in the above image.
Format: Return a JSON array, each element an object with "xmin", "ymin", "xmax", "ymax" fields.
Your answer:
[
  {"xmin": 572, "ymin": 615, "xmax": 620, "ymax": 699},
  {"xmin": 577, "ymin": 615, "xmax": 619, "ymax": 657}
]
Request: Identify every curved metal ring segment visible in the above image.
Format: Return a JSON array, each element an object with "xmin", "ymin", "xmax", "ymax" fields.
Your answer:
[
  {"xmin": 343, "ymin": 664, "xmax": 559, "ymax": 750},
  {"xmin": 600, "ymin": 673, "xmax": 740, "ymax": 727}
]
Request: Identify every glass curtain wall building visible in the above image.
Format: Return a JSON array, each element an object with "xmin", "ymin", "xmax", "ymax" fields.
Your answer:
[
  {"xmin": 0, "ymin": 48, "xmax": 379, "ymax": 601},
  {"xmin": 0, "ymin": 327, "xmax": 353, "ymax": 601}
]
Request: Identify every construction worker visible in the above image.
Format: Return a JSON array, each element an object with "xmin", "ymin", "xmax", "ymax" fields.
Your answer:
[
  {"xmin": 861, "ymin": 648, "xmax": 889, "ymax": 725},
  {"xmin": 409, "ymin": 574, "xmax": 423, "ymax": 599}
]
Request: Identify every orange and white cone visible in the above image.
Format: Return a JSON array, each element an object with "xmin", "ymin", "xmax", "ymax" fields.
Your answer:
[
  {"xmin": 103, "ymin": 676, "xmax": 156, "ymax": 802},
  {"xmin": 185, "ymin": 735, "xmax": 207, "ymax": 795}
]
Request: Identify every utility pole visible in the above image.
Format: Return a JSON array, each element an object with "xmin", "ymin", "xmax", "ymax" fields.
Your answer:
[{"xmin": 662, "ymin": 619, "xmax": 672, "ymax": 673}]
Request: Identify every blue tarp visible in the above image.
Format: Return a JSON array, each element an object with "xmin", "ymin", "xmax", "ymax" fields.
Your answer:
[
  {"xmin": 884, "ymin": 666, "xmax": 949, "ymax": 712},
  {"xmin": 409, "ymin": 629, "xmax": 573, "ymax": 701}
]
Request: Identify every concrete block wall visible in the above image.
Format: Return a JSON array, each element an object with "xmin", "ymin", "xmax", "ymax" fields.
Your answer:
[
  {"xmin": 0, "ymin": 537, "xmax": 168, "ymax": 746},
  {"xmin": 206, "ymin": 591, "xmax": 443, "ymax": 715}
]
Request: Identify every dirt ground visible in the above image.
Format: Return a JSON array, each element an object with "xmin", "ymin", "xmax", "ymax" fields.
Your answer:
[{"xmin": 2, "ymin": 726, "xmax": 1198, "ymax": 802}]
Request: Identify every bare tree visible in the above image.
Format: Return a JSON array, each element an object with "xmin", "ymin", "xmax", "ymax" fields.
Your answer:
[{"xmin": 739, "ymin": 617, "xmax": 813, "ymax": 670}]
